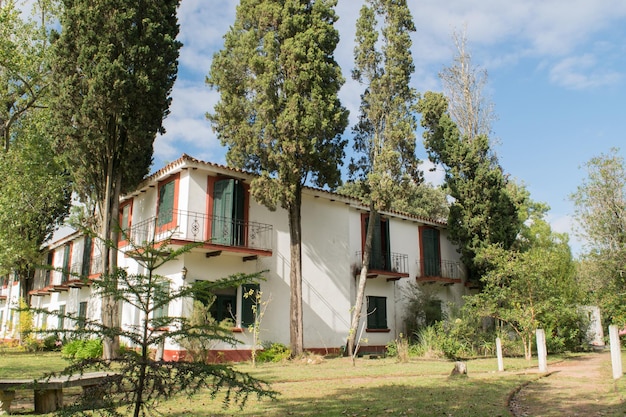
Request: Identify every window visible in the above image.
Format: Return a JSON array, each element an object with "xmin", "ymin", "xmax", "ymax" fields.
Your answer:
[
  {"xmin": 45, "ymin": 251, "xmax": 53, "ymax": 286},
  {"xmin": 77, "ymin": 302, "xmax": 87, "ymax": 329},
  {"xmin": 157, "ymin": 175, "xmax": 179, "ymax": 229},
  {"xmin": 153, "ymin": 281, "xmax": 170, "ymax": 320},
  {"xmin": 425, "ymin": 299, "xmax": 442, "ymax": 326},
  {"xmin": 61, "ymin": 244, "xmax": 72, "ymax": 283},
  {"xmin": 208, "ymin": 288, "xmax": 236, "ymax": 324},
  {"xmin": 363, "ymin": 214, "xmax": 390, "ymax": 271},
  {"xmin": 211, "ymin": 178, "xmax": 245, "ymax": 246},
  {"xmin": 81, "ymin": 236, "xmax": 92, "ymax": 278},
  {"xmin": 118, "ymin": 201, "xmax": 133, "ymax": 244},
  {"xmin": 241, "ymin": 283, "xmax": 260, "ymax": 327},
  {"xmin": 420, "ymin": 227, "xmax": 441, "ymax": 276},
  {"xmin": 196, "ymin": 282, "xmax": 260, "ymax": 328},
  {"xmin": 366, "ymin": 296, "xmax": 387, "ymax": 330},
  {"xmin": 58, "ymin": 305, "xmax": 65, "ymax": 330}
]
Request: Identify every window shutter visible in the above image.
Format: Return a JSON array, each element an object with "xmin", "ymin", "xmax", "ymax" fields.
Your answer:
[
  {"xmin": 241, "ymin": 283, "xmax": 260, "ymax": 327},
  {"xmin": 422, "ymin": 228, "xmax": 441, "ymax": 276},
  {"xmin": 158, "ymin": 180, "xmax": 175, "ymax": 226},
  {"xmin": 81, "ymin": 236, "xmax": 92, "ymax": 277},
  {"xmin": 62, "ymin": 245, "xmax": 71, "ymax": 283},
  {"xmin": 212, "ymin": 179, "xmax": 235, "ymax": 244}
]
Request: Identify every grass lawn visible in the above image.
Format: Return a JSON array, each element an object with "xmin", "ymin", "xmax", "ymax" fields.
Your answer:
[{"xmin": 0, "ymin": 352, "xmax": 623, "ymax": 416}]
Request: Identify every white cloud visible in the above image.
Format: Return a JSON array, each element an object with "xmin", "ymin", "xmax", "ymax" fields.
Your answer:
[
  {"xmin": 549, "ymin": 54, "xmax": 622, "ymax": 90},
  {"xmin": 548, "ymin": 213, "xmax": 586, "ymax": 257}
]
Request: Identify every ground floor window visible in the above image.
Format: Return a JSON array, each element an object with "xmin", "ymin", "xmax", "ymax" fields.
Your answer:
[
  {"xmin": 366, "ymin": 296, "xmax": 388, "ymax": 330},
  {"xmin": 196, "ymin": 282, "xmax": 260, "ymax": 328},
  {"xmin": 58, "ymin": 305, "xmax": 65, "ymax": 330},
  {"xmin": 77, "ymin": 301, "xmax": 87, "ymax": 329}
]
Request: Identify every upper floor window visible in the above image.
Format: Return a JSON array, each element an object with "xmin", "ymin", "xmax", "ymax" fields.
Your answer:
[
  {"xmin": 362, "ymin": 214, "xmax": 390, "ymax": 271},
  {"xmin": 119, "ymin": 200, "xmax": 133, "ymax": 244},
  {"xmin": 420, "ymin": 227, "xmax": 441, "ymax": 277},
  {"xmin": 210, "ymin": 178, "xmax": 245, "ymax": 246},
  {"xmin": 81, "ymin": 236, "xmax": 92, "ymax": 278},
  {"xmin": 157, "ymin": 174, "xmax": 179, "ymax": 230},
  {"xmin": 61, "ymin": 244, "xmax": 72, "ymax": 284}
]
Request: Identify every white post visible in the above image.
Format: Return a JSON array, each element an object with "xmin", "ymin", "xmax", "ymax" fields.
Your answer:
[
  {"xmin": 536, "ymin": 328, "xmax": 548, "ymax": 373},
  {"xmin": 609, "ymin": 325, "xmax": 623, "ymax": 380},
  {"xmin": 496, "ymin": 337, "xmax": 504, "ymax": 371}
]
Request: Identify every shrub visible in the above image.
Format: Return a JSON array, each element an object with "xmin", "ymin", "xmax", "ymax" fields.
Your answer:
[
  {"xmin": 256, "ymin": 342, "xmax": 291, "ymax": 363},
  {"xmin": 62, "ymin": 339, "xmax": 103, "ymax": 360}
]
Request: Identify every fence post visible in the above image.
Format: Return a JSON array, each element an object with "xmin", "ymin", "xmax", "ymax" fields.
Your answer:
[
  {"xmin": 496, "ymin": 337, "xmax": 504, "ymax": 371},
  {"xmin": 536, "ymin": 329, "xmax": 548, "ymax": 373},
  {"xmin": 609, "ymin": 325, "xmax": 623, "ymax": 380}
]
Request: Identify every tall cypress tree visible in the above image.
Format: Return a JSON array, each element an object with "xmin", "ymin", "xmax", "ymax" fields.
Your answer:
[
  {"xmin": 50, "ymin": 0, "xmax": 181, "ymax": 359},
  {"xmin": 346, "ymin": 0, "xmax": 421, "ymax": 359},
  {"xmin": 208, "ymin": 0, "xmax": 348, "ymax": 356}
]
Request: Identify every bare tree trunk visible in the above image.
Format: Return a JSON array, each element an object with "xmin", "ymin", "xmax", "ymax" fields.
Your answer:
[
  {"xmin": 288, "ymin": 191, "xmax": 304, "ymax": 357},
  {"xmin": 347, "ymin": 203, "xmax": 377, "ymax": 362},
  {"xmin": 102, "ymin": 158, "xmax": 122, "ymax": 360}
]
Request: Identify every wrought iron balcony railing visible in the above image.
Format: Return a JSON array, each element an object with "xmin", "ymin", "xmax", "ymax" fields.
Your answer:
[
  {"xmin": 124, "ymin": 209, "xmax": 273, "ymax": 252},
  {"xmin": 354, "ymin": 251, "xmax": 409, "ymax": 275},
  {"xmin": 416, "ymin": 258, "xmax": 464, "ymax": 280}
]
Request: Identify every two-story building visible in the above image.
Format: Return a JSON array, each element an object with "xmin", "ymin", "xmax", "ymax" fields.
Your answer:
[{"xmin": 0, "ymin": 154, "xmax": 469, "ymax": 360}]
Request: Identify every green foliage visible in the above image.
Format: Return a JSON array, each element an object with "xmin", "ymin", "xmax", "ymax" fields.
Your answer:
[
  {"xmin": 256, "ymin": 342, "xmax": 291, "ymax": 363},
  {"xmin": 338, "ymin": 180, "xmax": 449, "ymax": 221},
  {"xmin": 29, "ymin": 234, "xmax": 276, "ymax": 417},
  {"xmin": 50, "ymin": 0, "xmax": 182, "ymax": 203},
  {"xmin": 347, "ymin": 0, "xmax": 421, "ymax": 360},
  {"xmin": 208, "ymin": 0, "xmax": 348, "ymax": 357},
  {"xmin": 61, "ymin": 339, "xmax": 103, "ymax": 360},
  {"xmin": 418, "ymin": 92, "xmax": 524, "ymax": 285},
  {"xmin": 571, "ymin": 148, "xmax": 626, "ymax": 327}
]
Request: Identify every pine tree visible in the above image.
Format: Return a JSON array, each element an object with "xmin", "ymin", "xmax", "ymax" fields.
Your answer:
[
  {"xmin": 50, "ymin": 0, "xmax": 182, "ymax": 359},
  {"xmin": 208, "ymin": 0, "xmax": 348, "ymax": 356},
  {"xmin": 346, "ymin": 0, "xmax": 421, "ymax": 359}
]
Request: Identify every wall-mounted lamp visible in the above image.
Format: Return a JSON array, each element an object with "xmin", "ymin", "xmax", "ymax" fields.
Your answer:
[{"xmin": 181, "ymin": 266, "xmax": 188, "ymax": 280}]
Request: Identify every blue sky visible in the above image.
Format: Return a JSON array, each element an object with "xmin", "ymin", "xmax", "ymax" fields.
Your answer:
[{"xmin": 153, "ymin": 0, "xmax": 626, "ymax": 257}]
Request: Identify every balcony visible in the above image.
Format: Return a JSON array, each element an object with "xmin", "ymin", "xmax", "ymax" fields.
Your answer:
[
  {"xmin": 354, "ymin": 251, "xmax": 410, "ymax": 281},
  {"xmin": 124, "ymin": 209, "xmax": 273, "ymax": 257},
  {"xmin": 416, "ymin": 258, "xmax": 464, "ymax": 285}
]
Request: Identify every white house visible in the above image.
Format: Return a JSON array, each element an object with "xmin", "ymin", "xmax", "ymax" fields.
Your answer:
[{"xmin": 0, "ymin": 154, "xmax": 469, "ymax": 360}]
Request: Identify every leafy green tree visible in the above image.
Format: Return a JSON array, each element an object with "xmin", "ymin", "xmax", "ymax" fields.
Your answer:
[
  {"xmin": 0, "ymin": 0, "xmax": 57, "ymax": 151},
  {"xmin": 465, "ymin": 215, "xmax": 578, "ymax": 360},
  {"xmin": 207, "ymin": 0, "xmax": 348, "ymax": 356},
  {"xmin": 0, "ymin": 1, "xmax": 69, "ymax": 305},
  {"xmin": 417, "ymin": 92, "xmax": 522, "ymax": 286},
  {"xmin": 345, "ymin": 0, "xmax": 421, "ymax": 359},
  {"xmin": 0, "ymin": 108, "xmax": 71, "ymax": 300},
  {"xmin": 337, "ymin": 180, "xmax": 448, "ymax": 221},
  {"xmin": 50, "ymin": 0, "xmax": 182, "ymax": 359},
  {"xmin": 571, "ymin": 148, "xmax": 626, "ymax": 326},
  {"xmin": 28, "ymin": 235, "xmax": 275, "ymax": 417}
]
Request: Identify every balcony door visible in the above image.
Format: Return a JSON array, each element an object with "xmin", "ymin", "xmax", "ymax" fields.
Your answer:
[
  {"xmin": 364, "ymin": 214, "xmax": 390, "ymax": 271},
  {"xmin": 422, "ymin": 227, "xmax": 441, "ymax": 276},
  {"xmin": 212, "ymin": 179, "xmax": 245, "ymax": 246}
]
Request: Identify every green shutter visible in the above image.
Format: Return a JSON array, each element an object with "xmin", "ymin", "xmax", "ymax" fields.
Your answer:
[
  {"xmin": 241, "ymin": 284, "xmax": 260, "ymax": 327},
  {"xmin": 58, "ymin": 305, "xmax": 65, "ymax": 330},
  {"xmin": 366, "ymin": 296, "xmax": 387, "ymax": 329},
  {"xmin": 158, "ymin": 180, "xmax": 175, "ymax": 226},
  {"xmin": 212, "ymin": 179, "xmax": 245, "ymax": 246},
  {"xmin": 81, "ymin": 236, "xmax": 92, "ymax": 277},
  {"xmin": 422, "ymin": 228, "xmax": 441, "ymax": 276},
  {"xmin": 78, "ymin": 302, "xmax": 87, "ymax": 329},
  {"xmin": 212, "ymin": 179, "xmax": 234, "ymax": 244},
  {"xmin": 367, "ymin": 215, "xmax": 390, "ymax": 271},
  {"xmin": 62, "ymin": 245, "xmax": 71, "ymax": 283}
]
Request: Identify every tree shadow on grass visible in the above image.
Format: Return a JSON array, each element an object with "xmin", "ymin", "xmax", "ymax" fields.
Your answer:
[{"xmin": 168, "ymin": 375, "xmax": 525, "ymax": 417}]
